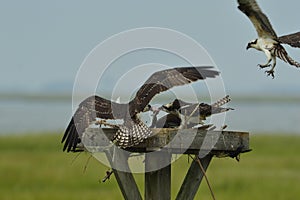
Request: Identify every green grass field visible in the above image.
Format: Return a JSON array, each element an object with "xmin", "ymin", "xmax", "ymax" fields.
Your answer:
[{"xmin": 0, "ymin": 133, "xmax": 299, "ymax": 200}]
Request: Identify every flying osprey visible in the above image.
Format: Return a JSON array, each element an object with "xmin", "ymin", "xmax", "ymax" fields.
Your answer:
[
  {"xmin": 237, "ymin": 0, "xmax": 300, "ymax": 78},
  {"xmin": 157, "ymin": 95, "xmax": 233, "ymax": 128},
  {"xmin": 62, "ymin": 66, "xmax": 219, "ymax": 152}
]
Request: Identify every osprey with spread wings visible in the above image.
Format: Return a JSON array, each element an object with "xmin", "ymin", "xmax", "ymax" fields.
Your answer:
[
  {"xmin": 237, "ymin": 0, "xmax": 300, "ymax": 78},
  {"xmin": 62, "ymin": 66, "xmax": 219, "ymax": 152}
]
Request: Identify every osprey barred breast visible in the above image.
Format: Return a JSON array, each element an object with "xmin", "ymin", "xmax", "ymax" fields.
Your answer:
[
  {"xmin": 237, "ymin": 0, "xmax": 300, "ymax": 78},
  {"xmin": 62, "ymin": 66, "xmax": 219, "ymax": 152}
]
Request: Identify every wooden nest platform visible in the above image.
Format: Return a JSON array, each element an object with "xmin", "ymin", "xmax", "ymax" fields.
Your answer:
[{"xmin": 81, "ymin": 128, "xmax": 250, "ymax": 200}]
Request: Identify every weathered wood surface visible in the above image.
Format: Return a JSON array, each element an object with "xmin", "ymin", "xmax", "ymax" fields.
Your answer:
[
  {"xmin": 83, "ymin": 128, "xmax": 250, "ymax": 200},
  {"xmin": 83, "ymin": 128, "xmax": 250, "ymax": 155},
  {"xmin": 176, "ymin": 155, "xmax": 212, "ymax": 200},
  {"xmin": 145, "ymin": 151, "xmax": 172, "ymax": 200},
  {"xmin": 104, "ymin": 147, "xmax": 142, "ymax": 200}
]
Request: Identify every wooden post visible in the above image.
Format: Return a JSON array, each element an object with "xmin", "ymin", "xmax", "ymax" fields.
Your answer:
[
  {"xmin": 145, "ymin": 151, "xmax": 172, "ymax": 200},
  {"xmin": 176, "ymin": 155, "xmax": 213, "ymax": 200},
  {"xmin": 80, "ymin": 128, "xmax": 250, "ymax": 200},
  {"xmin": 104, "ymin": 146, "xmax": 142, "ymax": 200}
]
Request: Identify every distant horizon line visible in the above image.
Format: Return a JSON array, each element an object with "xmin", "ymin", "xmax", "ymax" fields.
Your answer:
[{"xmin": 1, "ymin": 92, "xmax": 300, "ymax": 104}]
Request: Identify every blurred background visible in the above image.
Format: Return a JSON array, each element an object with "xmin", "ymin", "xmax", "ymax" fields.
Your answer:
[
  {"xmin": 1, "ymin": 0, "xmax": 300, "ymax": 134},
  {"xmin": 1, "ymin": 1, "xmax": 299, "ymax": 200}
]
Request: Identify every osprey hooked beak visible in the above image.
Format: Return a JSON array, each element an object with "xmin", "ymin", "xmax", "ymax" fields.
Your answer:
[
  {"xmin": 246, "ymin": 39, "xmax": 257, "ymax": 50},
  {"xmin": 246, "ymin": 42, "xmax": 251, "ymax": 50},
  {"xmin": 160, "ymin": 102, "xmax": 173, "ymax": 112}
]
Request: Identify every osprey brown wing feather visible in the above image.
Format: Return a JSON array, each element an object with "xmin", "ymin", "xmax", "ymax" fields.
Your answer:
[
  {"xmin": 279, "ymin": 32, "xmax": 300, "ymax": 48},
  {"xmin": 130, "ymin": 66, "xmax": 219, "ymax": 115},
  {"xmin": 62, "ymin": 95, "xmax": 118, "ymax": 152},
  {"xmin": 237, "ymin": 0, "xmax": 277, "ymax": 38}
]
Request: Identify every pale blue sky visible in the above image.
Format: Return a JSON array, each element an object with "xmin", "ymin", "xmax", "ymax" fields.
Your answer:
[{"xmin": 1, "ymin": 0, "xmax": 300, "ymax": 96}]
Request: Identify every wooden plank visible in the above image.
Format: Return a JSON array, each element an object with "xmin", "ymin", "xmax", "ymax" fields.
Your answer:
[
  {"xmin": 145, "ymin": 151, "xmax": 172, "ymax": 200},
  {"xmin": 176, "ymin": 155, "xmax": 213, "ymax": 200},
  {"xmin": 83, "ymin": 128, "xmax": 250, "ymax": 156},
  {"xmin": 104, "ymin": 147, "xmax": 142, "ymax": 200}
]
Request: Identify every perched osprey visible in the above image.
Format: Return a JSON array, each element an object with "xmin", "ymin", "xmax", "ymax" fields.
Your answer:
[
  {"xmin": 158, "ymin": 95, "xmax": 233, "ymax": 128},
  {"xmin": 150, "ymin": 111, "xmax": 182, "ymax": 129},
  {"xmin": 62, "ymin": 66, "xmax": 219, "ymax": 152},
  {"xmin": 237, "ymin": 0, "xmax": 300, "ymax": 78}
]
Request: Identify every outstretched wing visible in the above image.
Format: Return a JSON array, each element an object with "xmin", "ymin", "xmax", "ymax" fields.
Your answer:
[
  {"xmin": 130, "ymin": 66, "xmax": 219, "ymax": 114},
  {"xmin": 278, "ymin": 32, "xmax": 300, "ymax": 48},
  {"xmin": 179, "ymin": 95, "xmax": 233, "ymax": 118},
  {"xmin": 61, "ymin": 95, "xmax": 120, "ymax": 152},
  {"xmin": 210, "ymin": 95, "xmax": 234, "ymax": 115},
  {"xmin": 238, "ymin": 0, "xmax": 277, "ymax": 39}
]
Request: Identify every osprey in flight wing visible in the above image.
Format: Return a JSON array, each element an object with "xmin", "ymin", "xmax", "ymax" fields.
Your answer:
[
  {"xmin": 62, "ymin": 66, "xmax": 219, "ymax": 152},
  {"xmin": 237, "ymin": 0, "xmax": 300, "ymax": 78}
]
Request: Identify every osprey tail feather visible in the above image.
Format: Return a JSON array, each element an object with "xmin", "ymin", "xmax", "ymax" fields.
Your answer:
[
  {"xmin": 211, "ymin": 95, "xmax": 231, "ymax": 108},
  {"xmin": 211, "ymin": 95, "xmax": 234, "ymax": 115},
  {"xmin": 274, "ymin": 45, "xmax": 300, "ymax": 68}
]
